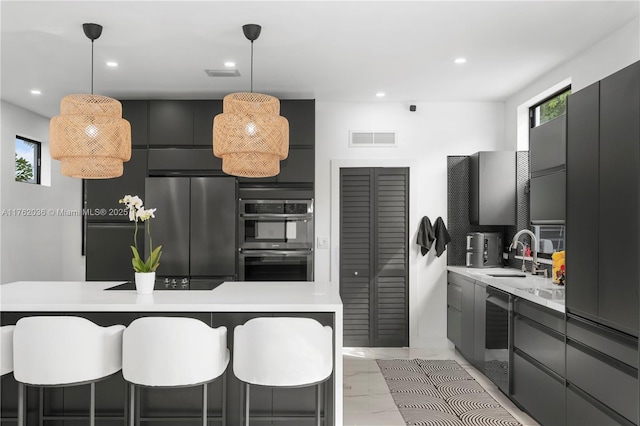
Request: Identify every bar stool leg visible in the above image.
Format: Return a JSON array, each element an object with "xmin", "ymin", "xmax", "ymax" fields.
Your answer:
[
  {"xmin": 316, "ymin": 383, "xmax": 321, "ymax": 426},
  {"xmin": 39, "ymin": 387, "xmax": 44, "ymax": 426},
  {"xmin": 222, "ymin": 370, "xmax": 227, "ymax": 426},
  {"xmin": 129, "ymin": 384, "xmax": 135, "ymax": 426},
  {"xmin": 244, "ymin": 383, "xmax": 250, "ymax": 426},
  {"xmin": 202, "ymin": 383, "xmax": 207, "ymax": 426},
  {"xmin": 18, "ymin": 383, "xmax": 25, "ymax": 426},
  {"xmin": 90, "ymin": 382, "xmax": 96, "ymax": 426}
]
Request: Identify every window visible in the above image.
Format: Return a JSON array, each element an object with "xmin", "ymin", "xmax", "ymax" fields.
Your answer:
[
  {"xmin": 15, "ymin": 136, "xmax": 41, "ymax": 184},
  {"xmin": 530, "ymin": 87, "xmax": 571, "ymax": 128},
  {"xmin": 533, "ymin": 224, "xmax": 565, "ymax": 257}
]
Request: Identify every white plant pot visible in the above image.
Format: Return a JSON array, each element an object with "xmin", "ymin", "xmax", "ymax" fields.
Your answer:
[{"xmin": 134, "ymin": 272, "xmax": 156, "ymax": 295}]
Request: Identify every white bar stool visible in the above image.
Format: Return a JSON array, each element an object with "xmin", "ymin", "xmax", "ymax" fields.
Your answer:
[
  {"xmin": 233, "ymin": 317, "xmax": 333, "ymax": 426},
  {"xmin": 13, "ymin": 316, "xmax": 125, "ymax": 426},
  {"xmin": 1, "ymin": 325, "xmax": 16, "ymax": 423},
  {"xmin": 122, "ymin": 317, "xmax": 229, "ymax": 426}
]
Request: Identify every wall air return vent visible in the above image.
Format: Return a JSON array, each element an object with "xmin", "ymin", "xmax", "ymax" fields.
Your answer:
[
  {"xmin": 349, "ymin": 131, "xmax": 397, "ymax": 147},
  {"xmin": 205, "ymin": 69, "xmax": 241, "ymax": 77}
]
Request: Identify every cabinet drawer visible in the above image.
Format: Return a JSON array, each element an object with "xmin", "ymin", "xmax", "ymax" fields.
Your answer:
[
  {"xmin": 566, "ymin": 385, "xmax": 633, "ymax": 426},
  {"xmin": 148, "ymin": 149, "xmax": 222, "ymax": 172},
  {"xmin": 566, "ymin": 341, "xmax": 638, "ymax": 424},
  {"xmin": 447, "ymin": 307, "xmax": 461, "ymax": 348},
  {"xmin": 447, "ymin": 283, "xmax": 462, "ymax": 311},
  {"xmin": 512, "ymin": 351, "xmax": 565, "ymax": 426},
  {"xmin": 514, "ymin": 315, "xmax": 564, "ymax": 376},
  {"xmin": 447, "ymin": 271, "xmax": 474, "ymax": 288},
  {"xmin": 514, "ymin": 297, "xmax": 564, "ymax": 333},
  {"xmin": 567, "ymin": 315, "xmax": 637, "ymax": 368}
]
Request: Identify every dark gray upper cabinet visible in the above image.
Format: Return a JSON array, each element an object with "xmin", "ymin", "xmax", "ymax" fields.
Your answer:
[
  {"xmin": 529, "ymin": 171, "xmax": 565, "ymax": 224},
  {"xmin": 85, "ymin": 148, "xmax": 148, "ymax": 222},
  {"xmin": 149, "ymin": 100, "xmax": 194, "ymax": 147},
  {"xmin": 194, "ymin": 100, "xmax": 222, "ymax": 147},
  {"xmin": 277, "ymin": 147, "xmax": 314, "ymax": 183},
  {"xmin": 280, "ymin": 100, "xmax": 315, "ymax": 147},
  {"xmin": 597, "ymin": 62, "xmax": 639, "ymax": 335},
  {"xmin": 530, "ymin": 115, "xmax": 566, "ymax": 176},
  {"xmin": 121, "ymin": 100, "xmax": 149, "ymax": 148},
  {"xmin": 469, "ymin": 151, "xmax": 516, "ymax": 225},
  {"xmin": 566, "ymin": 82, "xmax": 600, "ymax": 320}
]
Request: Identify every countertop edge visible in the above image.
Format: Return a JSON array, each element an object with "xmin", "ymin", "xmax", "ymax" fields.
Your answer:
[{"xmin": 447, "ymin": 266, "xmax": 566, "ymax": 313}]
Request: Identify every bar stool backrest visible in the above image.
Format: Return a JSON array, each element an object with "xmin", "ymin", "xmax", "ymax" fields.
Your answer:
[
  {"xmin": 13, "ymin": 316, "xmax": 124, "ymax": 385},
  {"xmin": 122, "ymin": 317, "xmax": 229, "ymax": 387},
  {"xmin": 233, "ymin": 317, "xmax": 333, "ymax": 387},
  {"xmin": 1, "ymin": 325, "xmax": 15, "ymax": 376}
]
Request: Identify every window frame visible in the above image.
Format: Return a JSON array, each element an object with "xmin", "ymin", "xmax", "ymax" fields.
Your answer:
[
  {"xmin": 15, "ymin": 135, "xmax": 42, "ymax": 185},
  {"xmin": 529, "ymin": 86, "xmax": 572, "ymax": 128}
]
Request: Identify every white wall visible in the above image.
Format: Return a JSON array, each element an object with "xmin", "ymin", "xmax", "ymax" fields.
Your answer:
[
  {"xmin": 315, "ymin": 101, "xmax": 504, "ymax": 348},
  {"xmin": 0, "ymin": 100, "xmax": 84, "ymax": 283},
  {"xmin": 506, "ymin": 16, "xmax": 640, "ymax": 150}
]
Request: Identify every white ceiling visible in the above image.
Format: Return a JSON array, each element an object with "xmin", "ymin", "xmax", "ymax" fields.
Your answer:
[{"xmin": 1, "ymin": 1, "xmax": 638, "ymax": 118}]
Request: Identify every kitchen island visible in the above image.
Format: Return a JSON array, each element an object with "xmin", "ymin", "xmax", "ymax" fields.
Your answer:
[{"xmin": 0, "ymin": 280, "xmax": 343, "ymax": 426}]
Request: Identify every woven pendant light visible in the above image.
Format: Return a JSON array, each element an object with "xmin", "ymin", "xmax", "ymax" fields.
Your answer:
[
  {"xmin": 213, "ymin": 24, "xmax": 289, "ymax": 178},
  {"xmin": 50, "ymin": 23, "xmax": 131, "ymax": 179}
]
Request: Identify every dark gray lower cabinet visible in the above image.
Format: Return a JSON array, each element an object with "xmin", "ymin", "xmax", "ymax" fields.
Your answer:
[
  {"xmin": 511, "ymin": 298, "xmax": 566, "ymax": 426},
  {"xmin": 512, "ymin": 351, "xmax": 565, "ymax": 426},
  {"xmin": 566, "ymin": 385, "xmax": 633, "ymax": 426}
]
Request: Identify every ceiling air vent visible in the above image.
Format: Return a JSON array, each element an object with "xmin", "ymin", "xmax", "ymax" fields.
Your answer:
[
  {"xmin": 349, "ymin": 131, "xmax": 397, "ymax": 147},
  {"xmin": 204, "ymin": 69, "xmax": 241, "ymax": 77}
]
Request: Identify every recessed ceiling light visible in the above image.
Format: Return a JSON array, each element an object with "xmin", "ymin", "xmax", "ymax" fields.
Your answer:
[
  {"xmin": 454, "ymin": 58, "xmax": 467, "ymax": 64},
  {"xmin": 30, "ymin": 89, "xmax": 42, "ymax": 95},
  {"xmin": 224, "ymin": 61, "xmax": 236, "ymax": 67},
  {"xmin": 106, "ymin": 61, "xmax": 118, "ymax": 67},
  {"xmin": 376, "ymin": 92, "xmax": 385, "ymax": 97}
]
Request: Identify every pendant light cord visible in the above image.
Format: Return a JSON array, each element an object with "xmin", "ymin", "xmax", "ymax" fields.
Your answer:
[
  {"xmin": 91, "ymin": 39, "xmax": 95, "ymax": 95},
  {"xmin": 250, "ymin": 40, "xmax": 254, "ymax": 93}
]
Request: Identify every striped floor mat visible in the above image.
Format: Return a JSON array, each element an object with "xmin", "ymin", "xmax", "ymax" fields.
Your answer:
[{"xmin": 377, "ymin": 359, "xmax": 521, "ymax": 426}]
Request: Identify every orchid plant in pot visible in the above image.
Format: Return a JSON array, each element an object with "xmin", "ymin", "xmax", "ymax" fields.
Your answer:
[{"xmin": 119, "ymin": 195, "xmax": 162, "ymax": 294}]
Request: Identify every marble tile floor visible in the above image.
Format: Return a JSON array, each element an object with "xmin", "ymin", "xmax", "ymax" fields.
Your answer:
[{"xmin": 343, "ymin": 347, "xmax": 539, "ymax": 426}]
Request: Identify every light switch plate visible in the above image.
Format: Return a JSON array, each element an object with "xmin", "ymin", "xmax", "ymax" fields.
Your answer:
[{"xmin": 317, "ymin": 237, "xmax": 329, "ymax": 249}]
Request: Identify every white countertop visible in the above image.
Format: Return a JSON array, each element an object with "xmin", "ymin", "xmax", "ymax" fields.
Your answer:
[
  {"xmin": 447, "ymin": 266, "xmax": 565, "ymax": 313},
  {"xmin": 0, "ymin": 280, "xmax": 342, "ymax": 313}
]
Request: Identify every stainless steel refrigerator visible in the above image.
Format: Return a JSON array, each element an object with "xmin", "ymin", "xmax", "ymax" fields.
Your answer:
[{"xmin": 145, "ymin": 177, "xmax": 237, "ymax": 286}]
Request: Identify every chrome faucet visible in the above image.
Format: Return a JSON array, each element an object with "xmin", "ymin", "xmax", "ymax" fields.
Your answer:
[{"xmin": 510, "ymin": 229, "xmax": 548, "ymax": 278}]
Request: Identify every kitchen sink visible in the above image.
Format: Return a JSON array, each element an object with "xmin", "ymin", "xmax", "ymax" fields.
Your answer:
[{"xmin": 486, "ymin": 273, "xmax": 527, "ymax": 278}]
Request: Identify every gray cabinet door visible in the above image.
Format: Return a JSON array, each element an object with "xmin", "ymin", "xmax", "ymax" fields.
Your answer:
[
  {"xmin": 529, "ymin": 170, "xmax": 565, "ymax": 224},
  {"xmin": 566, "ymin": 82, "xmax": 600, "ymax": 320},
  {"xmin": 340, "ymin": 167, "xmax": 409, "ymax": 347},
  {"xmin": 86, "ymin": 223, "xmax": 143, "ymax": 281},
  {"xmin": 149, "ymin": 100, "xmax": 194, "ymax": 146},
  {"xmin": 469, "ymin": 151, "xmax": 516, "ymax": 225},
  {"xmin": 598, "ymin": 61, "xmax": 639, "ymax": 334},
  {"xmin": 529, "ymin": 115, "xmax": 566, "ymax": 175},
  {"xmin": 121, "ymin": 100, "xmax": 149, "ymax": 148}
]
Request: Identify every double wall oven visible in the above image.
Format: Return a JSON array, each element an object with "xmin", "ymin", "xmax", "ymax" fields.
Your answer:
[{"xmin": 238, "ymin": 198, "xmax": 314, "ymax": 281}]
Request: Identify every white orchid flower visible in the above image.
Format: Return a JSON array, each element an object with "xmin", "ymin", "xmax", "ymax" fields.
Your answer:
[
  {"xmin": 130, "ymin": 196, "xmax": 143, "ymax": 210},
  {"xmin": 129, "ymin": 207, "xmax": 136, "ymax": 222}
]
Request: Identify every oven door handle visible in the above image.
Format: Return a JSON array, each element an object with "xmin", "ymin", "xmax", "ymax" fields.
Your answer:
[
  {"xmin": 486, "ymin": 295, "xmax": 510, "ymax": 311},
  {"xmin": 239, "ymin": 213, "xmax": 312, "ymax": 219},
  {"xmin": 239, "ymin": 249, "xmax": 312, "ymax": 256}
]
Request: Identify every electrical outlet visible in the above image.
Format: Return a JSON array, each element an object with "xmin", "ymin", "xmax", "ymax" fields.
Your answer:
[{"xmin": 317, "ymin": 237, "xmax": 329, "ymax": 249}]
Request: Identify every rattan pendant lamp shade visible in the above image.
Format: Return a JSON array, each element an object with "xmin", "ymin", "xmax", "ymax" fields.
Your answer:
[
  {"xmin": 213, "ymin": 24, "xmax": 289, "ymax": 178},
  {"xmin": 50, "ymin": 23, "xmax": 131, "ymax": 179}
]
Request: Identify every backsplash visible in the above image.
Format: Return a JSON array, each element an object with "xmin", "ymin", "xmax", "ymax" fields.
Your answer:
[{"xmin": 447, "ymin": 152, "xmax": 551, "ymax": 274}]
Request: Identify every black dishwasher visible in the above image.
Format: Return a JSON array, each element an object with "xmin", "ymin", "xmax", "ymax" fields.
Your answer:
[{"xmin": 484, "ymin": 286, "xmax": 513, "ymax": 395}]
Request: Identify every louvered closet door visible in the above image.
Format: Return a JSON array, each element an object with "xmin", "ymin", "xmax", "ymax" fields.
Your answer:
[{"xmin": 340, "ymin": 168, "xmax": 409, "ymax": 347}]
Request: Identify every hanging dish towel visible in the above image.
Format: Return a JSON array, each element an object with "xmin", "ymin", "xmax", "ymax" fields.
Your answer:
[
  {"xmin": 416, "ymin": 216, "xmax": 435, "ymax": 256},
  {"xmin": 433, "ymin": 217, "xmax": 451, "ymax": 257}
]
